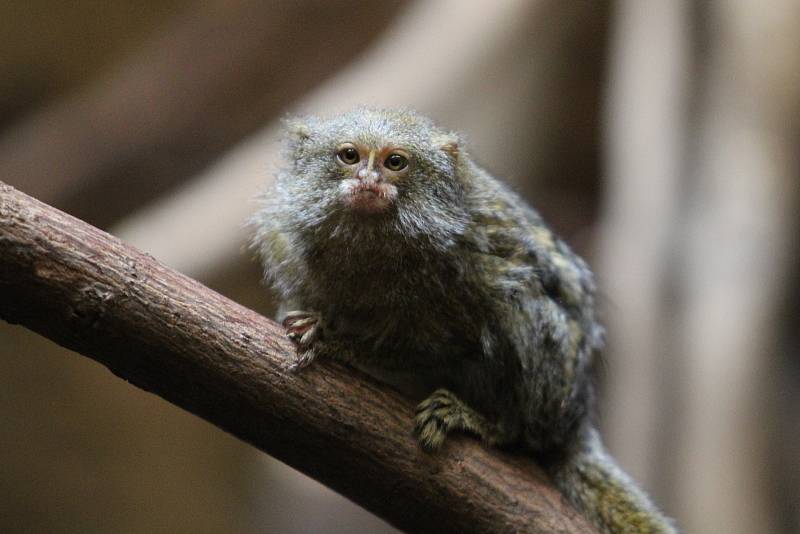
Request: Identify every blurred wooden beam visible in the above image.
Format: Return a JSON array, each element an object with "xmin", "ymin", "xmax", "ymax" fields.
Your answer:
[
  {"xmin": 673, "ymin": 2, "xmax": 800, "ymax": 532},
  {"xmin": 0, "ymin": 0, "xmax": 405, "ymax": 228},
  {"xmin": 0, "ymin": 181, "xmax": 596, "ymax": 533},
  {"xmin": 598, "ymin": 0, "xmax": 690, "ymax": 502}
]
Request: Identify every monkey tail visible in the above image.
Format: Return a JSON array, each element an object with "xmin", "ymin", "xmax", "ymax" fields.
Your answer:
[{"xmin": 547, "ymin": 427, "xmax": 678, "ymax": 534}]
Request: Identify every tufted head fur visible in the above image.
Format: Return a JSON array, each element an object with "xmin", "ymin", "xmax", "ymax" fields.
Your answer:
[
  {"xmin": 281, "ymin": 108, "xmax": 467, "ymax": 243},
  {"xmin": 251, "ymin": 109, "xmax": 474, "ymax": 305}
]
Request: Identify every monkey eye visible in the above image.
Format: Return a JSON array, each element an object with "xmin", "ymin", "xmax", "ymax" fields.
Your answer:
[
  {"xmin": 336, "ymin": 146, "xmax": 360, "ymax": 165},
  {"xmin": 384, "ymin": 153, "xmax": 408, "ymax": 171}
]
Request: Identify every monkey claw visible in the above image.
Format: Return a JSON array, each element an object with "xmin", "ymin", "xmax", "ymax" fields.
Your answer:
[{"xmin": 282, "ymin": 310, "xmax": 322, "ymax": 349}]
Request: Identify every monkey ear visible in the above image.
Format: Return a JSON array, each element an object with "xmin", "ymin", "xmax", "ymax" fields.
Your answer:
[
  {"xmin": 434, "ymin": 132, "xmax": 460, "ymax": 159},
  {"xmin": 282, "ymin": 116, "xmax": 312, "ymax": 142}
]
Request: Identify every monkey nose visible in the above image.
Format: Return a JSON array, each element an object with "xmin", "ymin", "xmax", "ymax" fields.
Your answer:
[{"xmin": 357, "ymin": 168, "xmax": 380, "ymax": 182}]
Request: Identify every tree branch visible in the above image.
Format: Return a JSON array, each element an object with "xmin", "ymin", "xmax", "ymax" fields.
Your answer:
[{"xmin": 0, "ymin": 182, "xmax": 595, "ymax": 533}]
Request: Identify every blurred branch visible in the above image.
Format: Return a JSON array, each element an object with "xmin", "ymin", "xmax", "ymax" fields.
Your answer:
[
  {"xmin": 0, "ymin": 182, "xmax": 595, "ymax": 533},
  {"xmin": 0, "ymin": 0, "xmax": 404, "ymax": 228}
]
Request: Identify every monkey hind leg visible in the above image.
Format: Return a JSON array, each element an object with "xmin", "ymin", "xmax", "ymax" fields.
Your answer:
[
  {"xmin": 549, "ymin": 427, "xmax": 678, "ymax": 534},
  {"xmin": 414, "ymin": 389, "xmax": 510, "ymax": 450}
]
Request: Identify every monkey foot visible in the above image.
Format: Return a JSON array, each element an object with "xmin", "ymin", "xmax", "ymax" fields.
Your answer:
[
  {"xmin": 414, "ymin": 389, "xmax": 464, "ymax": 451},
  {"xmin": 282, "ymin": 310, "xmax": 322, "ymax": 349},
  {"xmin": 414, "ymin": 388, "xmax": 497, "ymax": 451}
]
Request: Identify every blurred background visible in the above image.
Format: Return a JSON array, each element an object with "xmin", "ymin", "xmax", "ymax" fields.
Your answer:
[{"xmin": 1, "ymin": 1, "xmax": 798, "ymax": 532}]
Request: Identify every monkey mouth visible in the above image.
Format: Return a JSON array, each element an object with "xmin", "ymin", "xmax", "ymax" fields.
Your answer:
[{"xmin": 341, "ymin": 181, "xmax": 397, "ymax": 214}]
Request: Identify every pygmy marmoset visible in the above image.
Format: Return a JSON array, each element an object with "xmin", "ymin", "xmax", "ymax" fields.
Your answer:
[{"xmin": 251, "ymin": 108, "xmax": 676, "ymax": 533}]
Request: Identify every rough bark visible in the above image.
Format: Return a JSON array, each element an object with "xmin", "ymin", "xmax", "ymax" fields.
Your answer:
[{"xmin": 0, "ymin": 181, "xmax": 595, "ymax": 533}]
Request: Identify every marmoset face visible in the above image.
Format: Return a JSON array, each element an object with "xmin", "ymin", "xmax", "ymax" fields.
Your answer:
[
  {"xmin": 332, "ymin": 142, "xmax": 409, "ymax": 214},
  {"xmin": 285, "ymin": 108, "xmax": 462, "ymax": 221}
]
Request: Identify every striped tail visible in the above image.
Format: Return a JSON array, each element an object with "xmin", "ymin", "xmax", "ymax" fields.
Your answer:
[{"xmin": 548, "ymin": 428, "xmax": 678, "ymax": 533}]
